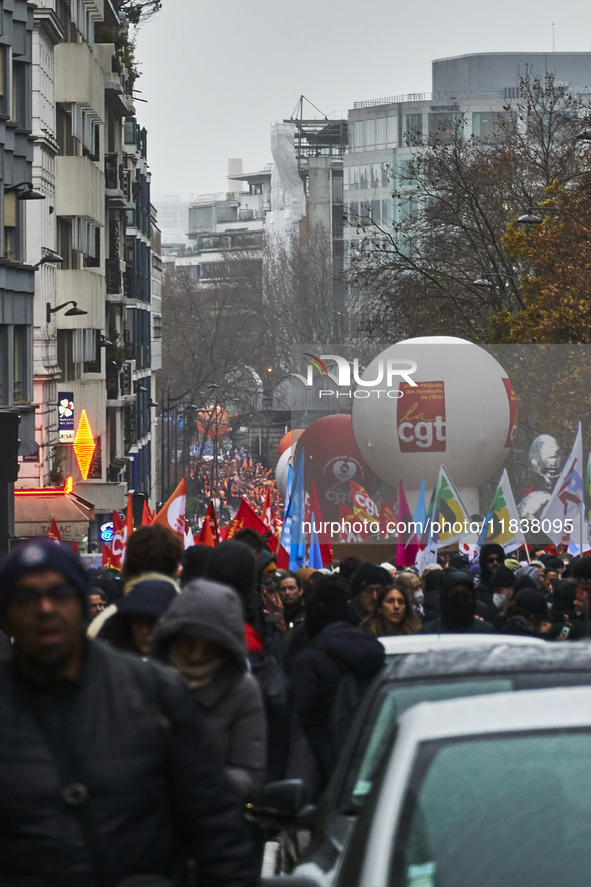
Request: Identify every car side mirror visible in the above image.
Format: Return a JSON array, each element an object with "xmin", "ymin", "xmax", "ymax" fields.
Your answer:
[{"xmin": 247, "ymin": 779, "xmax": 310, "ymax": 827}]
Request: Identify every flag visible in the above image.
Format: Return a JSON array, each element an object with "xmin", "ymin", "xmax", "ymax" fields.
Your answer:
[
  {"xmin": 226, "ymin": 498, "xmax": 278, "ymax": 553},
  {"xmin": 309, "ymin": 480, "xmax": 332, "ymax": 566},
  {"xmin": 71, "ymin": 539, "xmax": 80, "ymax": 559},
  {"xmin": 261, "ymin": 486, "xmax": 278, "ymax": 532},
  {"xmin": 276, "ymin": 545, "xmax": 290, "ymax": 569},
  {"xmin": 122, "ymin": 492, "xmax": 134, "ymax": 564},
  {"xmin": 338, "ymin": 501, "xmax": 364, "ymax": 542},
  {"xmin": 196, "ymin": 516, "xmax": 215, "ymax": 547},
  {"xmin": 109, "ymin": 511, "xmax": 126, "ymax": 570},
  {"xmin": 413, "ymin": 479, "xmax": 427, "ymax": 535},
  {"xmin": 289, "ymin": 451, "xmax": 305, "ymax": 570},
  {"xmin": 278, "ymin": 464, "xmax": 293, "ymax": 553},
  {"xmin": 426, "ymin": 465, "xmax": 471, "ymax": 549},
  {"xmin": 396, "ymin": 481, "xmax": 421, "ymax": 567},
  {"xmin": 152, "ymin": 477, "xmax": 187, "ymax": 540},
  {"xmin": 379, "ymin": 500, "xmax": 396, "ymax": 540},
  {"xmin": 541, "ymin": 423, "xmax": 585, "ymax": 546},
  {"xmin": 308, "ymin": 524, "xmax": 323, "ymax": 570},
  {"xmin": 477, "ymin": 469, "xmax": 525, "ymax": 553},
  {"xmin": 350, "ymin": 480, "xmax": 380, "ymax": 538},
  {"xmin": 141, "ymin": 500, "xmax": 153, "ymax": 526},
  {"xmin": 183, "ymin": 518, "xmax": 193, "ymax": 550},
  {"xmin": 101, "ymin": 542, "xmax": 118, "ymax": 570},
  {"xmin": 204, "ymin": 500, "xmax": 221, "ymax": 545},
  {"xmin": 47, "ymin": 518, "xmax": 61, "ymax": 543}
]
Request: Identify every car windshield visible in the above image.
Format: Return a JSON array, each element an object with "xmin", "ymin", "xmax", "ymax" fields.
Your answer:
[
  {"xmin": 347, "ymin": 678, "xmax": 513, "ymax": 808},
  {"xmin": 392, "ymin": 730, "xmax": 591, "ymax": 887}
]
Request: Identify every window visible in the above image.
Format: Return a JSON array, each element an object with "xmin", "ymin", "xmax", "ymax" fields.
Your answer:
[
  {"xmin": 57, "ymin": 330, "xmax": 75, "ymax": 381},
  {"xmin": 249, "ymin": 183, "xmax": 263, "ymax": 195},
  {"xmin": 0, "ymin": 46, "xmax": 6, "ymax": 116},
  {"xmin": 473, "ymin": 111, "xmax": 508, "ymax": 143},
  {"xmin": 404, "ymin": 113, "xmax": 423, "ymax": 145},
  {"xmin": 11, "ymin": 61, "xmax": 29, "ymax": 129},
  {"xmin": 4, "ymin": 190, "xmax": 20, "ymax": 261},
  {"xmin": 428, "ymin": 112, "xmax": 464, "ymax": 145},
  {"xmin": 57, "ymin": 218, "xmax": 77, "ymax": 269},
  {"xmin": 83, "ymin": 330, "xmax": 101, "ymax": 373},
  {"xmin": 392, "ymin": 730, "xmax": 591, "ymax": 887},
  {"xmin": 0, "ymin": 325, "xmax": 8, "ymax": 406},
  {"xmin": 13, "ymin": 326, "xmax": 28, "ymax": 403}
]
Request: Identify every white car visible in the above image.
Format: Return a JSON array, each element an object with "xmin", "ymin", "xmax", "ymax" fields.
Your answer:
[{"xmin": 280, "ymin": 686, "xmax": 591, "ymax": 887}]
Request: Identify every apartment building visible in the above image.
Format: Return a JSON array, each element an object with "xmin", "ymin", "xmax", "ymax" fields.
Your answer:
[
  {"xmin": 11, "ymin": 0, "xmax": 158, "ymax": 547},
  {"xmin": 344, "ymin": 52, "xmax": 591, "ymax": 261}
]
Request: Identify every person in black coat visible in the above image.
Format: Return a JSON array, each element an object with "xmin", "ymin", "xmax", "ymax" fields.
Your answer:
[
  {"xmin": 420, "ymin": 570, "xmax": 494, "ymax": 634},
  {"xmin": 0, "ymin": 540, "xmax": 257, "ymax": 887},
  {"xmin": 290, "ymin": 577, "xmax": 385, "ymax": 788}
]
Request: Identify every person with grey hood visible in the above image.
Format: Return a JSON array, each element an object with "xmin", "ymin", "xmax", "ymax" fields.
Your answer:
[{"xmin": 152, "ymin": 578, "xmax": 267, "ymax": 799}]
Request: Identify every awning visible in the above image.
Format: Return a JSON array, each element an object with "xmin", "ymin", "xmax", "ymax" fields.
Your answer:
[{"xmin": 15, "ymin": 493, "xmax": 95, "ymax": 540}]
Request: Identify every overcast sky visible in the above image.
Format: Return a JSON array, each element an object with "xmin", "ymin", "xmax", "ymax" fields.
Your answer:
[{"xmin": 135, "ymin": 0, "xmax": 591, "ymax": 201}]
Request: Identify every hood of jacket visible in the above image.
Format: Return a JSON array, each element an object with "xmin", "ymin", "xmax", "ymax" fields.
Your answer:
[
  {"xmin": 205, "ymin": 541, "xmax": 259, "ymax": 624},
  {"xmin": 151, "ymin": 578, "xmax": 247, "ymax": 672},
  {"xmin": 312, "ymin": 621, "xmax": 385, "ymax": 679},
  {"xmin": 478, "ymin": 543, "xmax": 505, "ymax": 586}
]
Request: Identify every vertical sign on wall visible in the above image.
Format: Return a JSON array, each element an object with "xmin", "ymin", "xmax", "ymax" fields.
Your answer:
[{"xmin": 58, "ymin": 393, "xmax": 75, "ymax": 443}]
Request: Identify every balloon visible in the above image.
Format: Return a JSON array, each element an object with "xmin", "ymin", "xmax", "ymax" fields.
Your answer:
[
  {"xmin": 278, "ymin": 428, "xmax": 304, "ymax": 457},
  {"xmin": 275, "ymin": 448, "xmax": 292, "ymax": 501},
  {"xmin": 294, "ymin": 414, "xmax": 378, "ymax": 522},
  {"xmin": 196, "ymin": 406, "xmax": 229, "ymax": 439},
  {"xmin": 351, "ymin": 336, "xmax": 517, "ymax": 513}
]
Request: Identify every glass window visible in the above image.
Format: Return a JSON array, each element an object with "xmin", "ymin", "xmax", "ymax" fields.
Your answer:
[
  {"xmin": 381, "ymin": 164, "xmax": 390, "ymax": 188},
  {"xmin": 343, "ymin": 678, "xmax": 513, "ymax": 810},
  {"xmin": 365, "ymin": 119, "xmax": 376, "ymax": 151},
  {"xmin": 376, "ymin": 117, "xmax": 387, "ymax": 149},
  {"xmin": 473, "ymin": 111, "xmax": 508, "ymax": 143},
  {"xmin": 13, "ymin": 325, "xmax": 28, "ymax": 403},
  {"xmin": 428, "ymin": 112, "xmax": 464, "ymax": 145},
  {"xmin": 0, "ymin": 46, "xmax": 5, "ymax": 115},
  {"xmin": 392, "ymin": 731, "xmax": 591, "ymax": 887},
  {"xmin": 3, "ymin": 190, "xmax": 21, "ymax": 261},
  {"xmin": 0, "ymin": 325, "xmax": 8, "ymax": 406},
  {"xmin": 382, "ymin": 199, "xmax": 392, "ymax": 225},
  {"xmin": 359, "ymin": 165, "xmax": 369, "ymax": 190},
  {"xmin": 387, "ymin": 116, "xmax": 398, "ymax": 148},
  {"xmin": 12, "ymin": 61, "xmax": 29, "ymax": 129},
  {"xmin": 404, "ymin": 113, "xmax": 423, "ymax": 145},
  {"xmin": 371, "ymin": 200, "xmax": 381, "ymax": 223},
  {"xmin": 371, "ymin": 164, "xmax": 381, "ymax": 188}
]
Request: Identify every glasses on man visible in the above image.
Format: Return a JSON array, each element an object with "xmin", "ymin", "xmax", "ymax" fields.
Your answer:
[
  {"xmin": 486, "ymin": 556, "xmax": 502, "ymax": 565},
  {"xmin": 9, "ymin": 583, "xmax": 78, "ymax": 608}
]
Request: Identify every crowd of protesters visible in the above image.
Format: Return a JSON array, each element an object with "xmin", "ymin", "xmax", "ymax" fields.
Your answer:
[
  {"xmin": 1, "ymin": 524, "xmax": 591, "ymax": 885},
  {"xmin": 191, "ymin": 454, "xmax": 282, "ymax": 523}
]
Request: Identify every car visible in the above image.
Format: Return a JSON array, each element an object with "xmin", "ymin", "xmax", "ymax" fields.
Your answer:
[
  {"xmin": 253, "ymin": 642, "xmax": 591, "ymax": 882},
  {"xmin": 378, "ymin": 632, "xmax": 544, "ymax": 657},
  {"xmin": 262, "ymin": 684, "xmax": 591, "ymax": 887}
]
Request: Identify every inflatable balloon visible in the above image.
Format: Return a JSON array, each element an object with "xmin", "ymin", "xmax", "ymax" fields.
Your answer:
[
  {"xmin": 278, "ymin": 428, "xmax": 304, "ymax": 458},
  {"xmin": 351, "ymin": 336, "xmax": 517, "ymax": 513},
  {"xmin": 294, "ymin": 414, "xmax": 378, "ymax": 522},
  {"xmin": 275, "ymin": 448, "xmax": 292, "ymax": 501},
  {"xmin": 197, "ymin": 406, "xmax": 229, "ymax": 439}
]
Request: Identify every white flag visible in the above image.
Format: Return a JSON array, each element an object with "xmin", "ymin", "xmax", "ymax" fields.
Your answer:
[
  {"xmin": 478, "ymin": 469, "xmax": 525, "ymax": 554},
  {"xmin": 541, "ymin": 423, "xmax": 585, "ymax": 546}
]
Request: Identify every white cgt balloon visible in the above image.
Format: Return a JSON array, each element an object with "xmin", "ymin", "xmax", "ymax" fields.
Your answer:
[
  {"xmin": 275, "ymin": 447, "xmax": 292, "ymax": 501},
  {"xmin": 351, "ymin": 336, "xmax": 517, "ymax": 514}
]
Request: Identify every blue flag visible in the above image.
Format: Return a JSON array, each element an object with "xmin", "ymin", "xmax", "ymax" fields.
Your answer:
[
  {"xmin": 289, "ymin": 449, "xmax": 306, "ymax": 570},
  {"xmin": 308, "ymin": 524, "xmax": 323, "ymax": 569}
]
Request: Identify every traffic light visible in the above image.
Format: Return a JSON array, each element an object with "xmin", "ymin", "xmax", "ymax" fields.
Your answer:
[{"xmin": 0, "ymin": 412, "xmax": 20, "ymax": 482}]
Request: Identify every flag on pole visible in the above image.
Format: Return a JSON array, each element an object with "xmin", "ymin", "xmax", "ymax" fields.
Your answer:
[
  {"xmin": 71, "ymin": 539, "xmax": 80, "ymax": 559},
  {"xmin": 308, "ymin": 524, "xmax": 323, "ymax": 570},
  {"xmin": 350, "ymin": 480, "xmax": 380, "ymax": 537},
  {"xmin": 101, "ymin": 542, "xmax": 118, "ymax": 569},
  {"xmin": 289, "ymin": 451, "xmax": 305, "ymax": 571},
  {"xmin": 396, "ymin": 481, "xmax": 421, "ymax": 567},
  {"xmin": 226, "ymin": 498, "xmax": 278, "ymax": 553},
  {"xmin": 151, "ymin": 477, "xmax": 187, "ymax": 541},
  {"xmin": 261, "ymin": 486, "xmax": 279, "ymax": 534},
  {"xmin": 309, "ymin": 480, "xmax": 332, "ymax": 566},
  {"xmin": 413, "ymin": 479, "xmax": 427, "ymax": 534},
  {"xmin": 109, "ymin": 511, "xmax": 126, "ymax": 570},
  {"xmin": 141, "ymin": 500, "xmax": 153, "ymax": 526},
  {"xmin": 541, "ymin": 423, "xmax": 585, "ymax": 546},
  {"xmin": 427, "ymin": 465, "xmax": 471, "ymax": 549},
  {"xmin": 47, "ymin": 518, "xmax": 61, "ymax": 544},
  {"xmin": 379, "ymin": 500, "xmax": 396, "ymax": 540},
  {"xmin": 338, "ymin": 501, "xmax": 364, "ymax": 542},
  {"xmin": 477, "ymin": 469, "xmax": 525, "ymax": 553},
  {"xmin": 204, "ymin": 500, "xmax": 221, "ymax": 545},
  {"xmin": 196, "ymin": 515, "xmax": 215, "ymax": 547}
]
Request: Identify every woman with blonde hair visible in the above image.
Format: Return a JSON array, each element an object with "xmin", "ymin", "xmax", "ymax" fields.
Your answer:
[{"xmin": 359, "ymin": 582, "xmax": 421, "ymax": 637}]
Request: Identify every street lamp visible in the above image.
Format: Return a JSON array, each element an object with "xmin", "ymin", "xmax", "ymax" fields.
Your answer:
[
  {"xmin": 46, "ymin": 300, "xmax": 88, "ymax": 323},
  {"xmin": 6, "ymin": 181, "xmax": 46, "ymax": 200}
]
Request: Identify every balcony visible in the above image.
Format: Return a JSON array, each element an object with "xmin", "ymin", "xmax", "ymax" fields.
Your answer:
[
  {"xmin": 104, "ymin": 154, "xmax": 133, "ymax": 208},
  {"xmin": 105, "ymin": 257, "xmax": 122, "ymax": 296},
  {"xmin": 56, "ymin": 156, "xmax": 105, "ymax": 226}
]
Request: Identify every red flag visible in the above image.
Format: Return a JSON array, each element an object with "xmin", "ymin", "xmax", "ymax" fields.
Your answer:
[
  {"xmin": 124, "ymin": 493, "xmax": 134, "ymax": 549},
  {"xmin": 276, "ymin": 545, "xmax": 290, "ymax": 569},
  {"xmin": 260, "ymin": 487, "xmax": 280, "ymax": 534},
  {"xmin": 110, "ymin": 511, "xmax": 126, "ymax": 570},
  {"xmin": 196, "ymin": 517, "xmax": 215, "ymax": 547},
  {"xmin": 101, "ymin": 542, "xmax": 118, "ymax": 570},
  {"xmin": 379, "ymin": 500, "xmax": 397, "ymax": 540},
  {"xmin": 396, "ymin": 481, "xmax": 421, "ymax": 567},
  {"xmin": 338, "ymin": 502, "xmax": 363, "ymax": 542},
  {"xmin": 219, "ymin": 525, "xmax": 230, "ymax": 541},
  {"xmin": 71, "ymin": 539, "xmax": 80, "ymax": 559},
  {"xmin": 151, "ymin": 477, "xmax": 187, "ymax": 540},
  {"xmin": 48, "ymin": 518, "xmax": 61, "ymax": 543},
  {"xmin": 227, "ymin": 498, "xmax": 278, "ymax": 553},
  {"xmin": 205, "ymin": 500, "xmax": 221, "ymax": 545},
  {"xmin": 141, "ymin": 500, "xmax": 153, "ymax": 526}
]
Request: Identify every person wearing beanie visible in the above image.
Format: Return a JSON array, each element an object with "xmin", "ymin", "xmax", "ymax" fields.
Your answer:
[
  {"xmin": 490, "ymin": 566, "xmax": 516, "ymax": 612},
  {"xmin": 97, "ymin": 578, "xmax": 177, "ymax": 655},
  {"xmin": 152, "ymin": 579, "xmax": 266, "ymax": 798},
  {"xmin": 290, "ymin": 577, "xmax": 385, "ymax": 788},
  {"xmin": 476, "ymin": 543, "xmax": 505, "ymax": 620},
  {"xmin": 347, "ymin": 563, "xmax": 392, "ymax": 625},
  {"xmin": 497, "ymin": 588, "xmax": 551, "ymax": 637},
  {"xmin": 420, "ymin": 571, "xmax": 494, "ymax": 634},
  {"xmin": 181, "ymin": 545, "xmax": 213, "ymax": 587},
  {"xmin": 206, "ymin": 540, "xmax": 267, "ymax": 645},
  {"xmin": 0, "ymin": 540, "xmax": 258, "ymax": 886}
]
